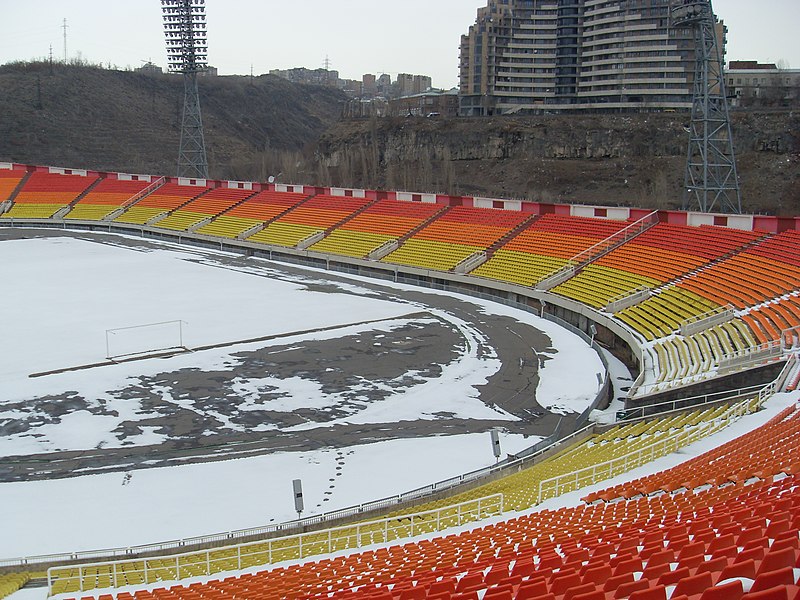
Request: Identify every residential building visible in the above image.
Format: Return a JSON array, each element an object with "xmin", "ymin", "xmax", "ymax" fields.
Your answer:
[
  {"xmin": 396, "ymin": 73, "xmax": 433, "ymax": 97},
  {"xmin": 389, "ymin": 89, "xmax": 460, "ymax": 117},
  {"xmin": 362, "ymin": 73, "xmax": 377, "ymax": 97},
  {"xmin": 459, "ymin": 0, "xmax": 727, "ymax": 115},
  {"xmin": 726, "ymin": 61, "xmax": 800, "ymax": 107}
]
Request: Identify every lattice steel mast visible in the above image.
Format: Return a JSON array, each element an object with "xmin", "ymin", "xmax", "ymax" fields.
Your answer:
[
  {"xmin": 671, "ymin": 0, "xmax": 741, "ymax": 214},
  {"xmin": 162, "ymin": 0, "xmax": 209, "ymax": 179}
]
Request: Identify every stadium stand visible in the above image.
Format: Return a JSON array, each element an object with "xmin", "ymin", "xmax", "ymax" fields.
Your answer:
[
  {"xmin": 51, "ymin": 397, "xmax": 799, "ymax": 600},
  {"xmin": 247, "ymin": 194, "xmax": 373, "ymax": 248},
  {"xmin": 0, "ymin": 573, "xmax": 31, "ymax": 599},
  {"xmin": 552, "ymin": 224, "xmax": 763, "ymax": 312},
  {"xmin": 471, "ymin": 214, "xmax": 631, "ymax": 287},
  {"xmin": 648, "ymin": 320, "xmax": 761, "ymax": 387},
  {"xmin": 46, "ymin": 395, "xmax": 763, "ymax": 596},
  {"xmin": 194, "ymin": 189, "xmax": 308, "ymax": 239},
  {"xmin": 0, "ymin": 170, "xmax": 99, "ymax": 220},
  {"xmin": 308, "ymin": 199, "xmax": 444, "ymax": 259},
  {"xmin": 6, "ymin": 164, "xmax": 800, "ymax": 600},
  {"xmin": 154, "ymin": 187, "xmax": 254, "ymax": 232},
  {"xmin": 382, "ymin": 206, "xmax": 530, "ymax": 272},
  {"xmin": 64, "ymin": 178, "xmax": 153, "ymax": 221},
  {"xmin": 114, "ymin": 182, "xmax": 211, "ymax": 225}
]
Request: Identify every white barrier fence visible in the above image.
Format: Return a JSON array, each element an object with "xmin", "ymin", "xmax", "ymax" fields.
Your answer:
[{"xmin": 47, "ymin": 494, "xmax": 504, "ymax": 596}]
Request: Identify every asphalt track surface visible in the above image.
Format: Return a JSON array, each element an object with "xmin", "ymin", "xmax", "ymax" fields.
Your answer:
[{"xmin": 0, "ymin": 229, "xmax": 580, "ymax": 482}]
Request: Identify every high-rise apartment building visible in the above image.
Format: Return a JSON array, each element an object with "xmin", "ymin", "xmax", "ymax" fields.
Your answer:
[{"xmin": 459, "ymin": 0, "xmax": 725, "ymax": 115}]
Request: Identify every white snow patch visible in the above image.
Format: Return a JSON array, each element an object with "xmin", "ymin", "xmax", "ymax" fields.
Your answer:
[{"xmin": 0, "ymin": 431, "xmax": 537, "ymax": 558}]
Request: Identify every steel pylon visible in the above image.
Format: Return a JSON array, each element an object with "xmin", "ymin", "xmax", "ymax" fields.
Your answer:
[
  {"xmin": 178, "ymin": 71, "xmax": 209, "ymax": 179},
  {"xmin": 672, "ymin": 0, "xmax": 741, "ymax": 214}
]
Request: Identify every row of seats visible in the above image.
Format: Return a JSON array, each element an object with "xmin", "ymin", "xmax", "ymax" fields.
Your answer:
[
  {"xmin": 0, "ymin": 572, "xmax": 30, "ymax": 598},
  {"xmin": 114, "ymin": 183, "xmax": 210, "ymax": 225},
  {"xmin": 616, "ymin": 288, "xmax": 720, "ymax": 341},
  {"xmin": 631, "ymin": 223, "xmax": 763, "ymax": 262},
  {"xmin": 552, "ymin": 224, "xmax": 764, "ymax": 316},
  {"xmin": 155, "ymin": 188, "xmax": 254, "ymax": 232},
  {"xmin": 472, "ymin": 215, "xmax": 630, "ymax": 287},
  {"xmin": 648, "ymin": 321, "xmax": 758, "ymax": 388},
  {"xmin": 744, "ymin": 295, "xmax": 800, "ymax": 347},
  {"xmin": 247, "ymin": 195, "xmax": 373, "ymax": 248},
  {"xmin": 49, "ymin": 401, "xmax": 751, "ymax": 596},
  {"xmin": 308, "ymin": 200, "xmax": 444, "ymax": 258},
  {"xmin": 61, "ymin": 400, "xmax": 800, "ymax": 600},
  {"xmin": 65, "ymin": 179, "xmax": 152, "ymax": 221},
  {"xmin": 1, "ymin": 171, "xmax": 99, "ymax": 219},
  {"xmin": 382, "ymin": 238, "xmax": 485, "ymax": 272},
  {"xmin": 553, "ymin": 265, "xmax": 660, "ymax": 310},
  {"xmin": 381, "ymin": 207, "xmax": 530, "ymax": 272},
  {"xmin": 0, "ymin": 169, "xmax": 27, "ymax": 205},
  {"xmin": 586, "ymin": 404, "xmax": 800, "ymax": 502},
  {"xmin": 746, "ymin": 230, "xmax": 800, "ymax": 269},
  {"xmin": 679, "ymin": 254, "xmax": 800, "ymax": 312},
  {"xmin": 194, "ymin": 190, "xmax": 308, "ymax": 239}
]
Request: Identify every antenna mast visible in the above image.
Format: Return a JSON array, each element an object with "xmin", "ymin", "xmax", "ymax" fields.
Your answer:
[
  {"xmin": 162, "ymin": 0, "xmax": 210, "ymax": 179},
  {"xmin": 62, "ymin": 18, "xmax": 68, "ymax": 63}
]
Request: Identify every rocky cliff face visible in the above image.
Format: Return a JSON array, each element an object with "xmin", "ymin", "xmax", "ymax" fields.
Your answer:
[{"xmin": 314, "ymin": 112, "xmax": 799, "ymax": 215}]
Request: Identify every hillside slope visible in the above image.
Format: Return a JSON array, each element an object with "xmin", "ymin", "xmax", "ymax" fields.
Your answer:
[
  {"xmin": 0, "ymin": 62, "xmax": 346, "ymax": 181},
  {"xmin": 0, "ymin": 63, "xmax": 796, "ymax": 215}
]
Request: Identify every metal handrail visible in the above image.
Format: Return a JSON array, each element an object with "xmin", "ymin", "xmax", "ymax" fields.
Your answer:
[{"xmin": 47, "ymin": 494, "xmax": 504, "ymax": 595}]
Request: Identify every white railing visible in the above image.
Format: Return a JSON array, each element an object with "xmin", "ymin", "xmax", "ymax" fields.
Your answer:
[
  {"xmin": 566, "ymin": 210, "xmax": 659, "ymax": 267},
  {"xmin": 47, "ymin": 494, "xmax": 504, "ymax": 596},
  {"xmin": 537, "ymin": 395, "xmax": 762, "ymax": 502},
  {"xmin": 3, "ymin": 422, "xmax": 592, "ymax": 572},
  {"xmin": 679, "ymin": 304, "xmax": 736, "ymax": 336},
  {"xmin": 620, "ymin": 382, "xmax": 765, "ymax": 420},
  {"xmin": 122, "ymin": 177, "xmax": 165, "ymax": 209},
  {"xmin": 604, "ymin": 285, "xmax": 651, "ymax": 313},
  {"xmin": 537, "ymin": 430, "xmax": 689, "ymax": 503}
]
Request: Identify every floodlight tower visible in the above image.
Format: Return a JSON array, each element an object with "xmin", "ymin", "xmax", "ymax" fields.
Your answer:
[
  {"xmin": 162, "ymin": 0, "xmax": 209, "ymax": 179},
  {"xmin": 671, "ymin": 0, "xmax": 741, "ymax": 214}
]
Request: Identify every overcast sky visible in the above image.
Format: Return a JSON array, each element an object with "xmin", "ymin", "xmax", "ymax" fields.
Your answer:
[{"xmin": 0, "ymin": 1, "xmax": 797, "ymax": 89}]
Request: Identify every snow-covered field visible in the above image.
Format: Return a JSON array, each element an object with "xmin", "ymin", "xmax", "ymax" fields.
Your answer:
[{"xmin": 0, "ymin": 234, "xmax": 604, "ymax": 558}]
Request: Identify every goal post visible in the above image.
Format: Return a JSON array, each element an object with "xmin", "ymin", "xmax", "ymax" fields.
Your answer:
[{"xmin": 105, "ymin": 320, "xmax": 188, "ymax": 360}]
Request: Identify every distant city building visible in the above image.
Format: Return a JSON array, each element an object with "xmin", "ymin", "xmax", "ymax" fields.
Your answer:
[
  {"xmin": 396, "ymin": 74, "xmax": 432, "ymax": 97},
  {"xmin": 362, "ymin": 73, "xmax": 377, "ymax": 97},
  {"xmin": 389, "ymin": 89, "xmax": 459, "ymax": 117},
  {"xmin": 377, "ymin": 74, "xmax": 392, "ymax": 97},
  {"xmin": 726, "ymin": 61, "xmax": 800, "ymax": 107},
  {"xmin": 270, "ymin": 67, "xmax": 436, "ymax": 103},
  {"xmin": 459, "ymin": 0, "xmax": 727, "ymax": 115},
  {"xmin": 269, "ymin": 67, "xmax": 339, "ymax": 87},
  {"xmin": 198, "ymin": 65, "xmax": 218, "ymax": 77}
]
